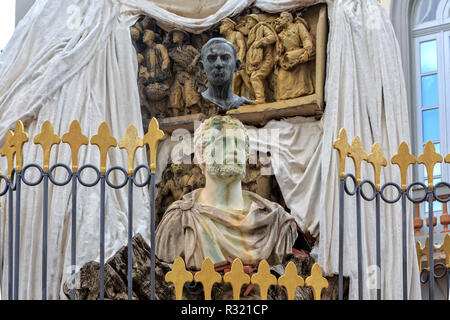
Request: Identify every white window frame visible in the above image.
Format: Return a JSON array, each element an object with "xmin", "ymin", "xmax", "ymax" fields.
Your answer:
[{"xmin": 412, "ymin": 0, "xmax": 450, "ymax": 186}]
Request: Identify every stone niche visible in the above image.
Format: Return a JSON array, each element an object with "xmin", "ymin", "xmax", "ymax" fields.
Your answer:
[{"xmin": 131, "ymin": 3, "xmax": 328, "ymax": 132}]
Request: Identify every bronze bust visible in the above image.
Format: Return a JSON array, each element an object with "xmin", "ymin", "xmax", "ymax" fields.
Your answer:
[{"xmin": 199, "ymin": 38, "xmax": 253, "ymax": 113}]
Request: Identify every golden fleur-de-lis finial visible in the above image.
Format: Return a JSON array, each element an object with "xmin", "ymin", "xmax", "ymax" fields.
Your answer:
[
  {"xmin": 223, "ymin": 259, "xmax": 250, "ymax": 301},
  {"xmin": 194, "ymin": 258, "xmax": 222, "ymax": 300},
  {"xmin": 34, "ymin": 121, "xmax": 61, "ymax": 172},
  {"xmin": 445, "ymin": 154, "xmax": 450, "ymax": 164},
  {"xmin": 416, "ymin": 241, "xmax": 424, "ymax": 271},
  {"xmin": 367, "ymin": 142, "xmax": 387, "ymax": 190},
  {"xmin": 1, "ymin": 131, "xmax": 16, "ymax": 179},
  {"xmin": 143, "ymin": 118, "xmax": 164, "ymax": 173},
  {"xmin": 11, "ymin": 121, "xmax": 29, "ymax": 173},
  {"xmin": 250, "ymin": 260, "xmax": 277, "ymax": 300},
  {"xmin": 119, "ymin": 125, "xmax": 144, "ymax": 176},
  {"xmin": 90, "ymin": 122, "xmax": 117, "ymax": 174},
  {"xmin": 305, "ymin": 263, "xmax": 328, "ymax": 301},
  {"xmin": 349, "ymin": 136, "xmax": 368, "ymax": 185},
  {"xmin": 333, "ymin": 129, "xmax": 352, "ymax": 179},
  {"xmin": 440, "ymin": 234, "xmax": 450, "ymax": 268},
  {"xmin": 278, "ymin": 262, "xmax": 304, "ymax": 300},
  {"xmin": 165, "ymin": 257, "xmax": 193, "ymax": 301},
  {"xmin": 418, "ymin": 141, "xmax": 443, "ymax": 189},
  {"xmin": 391, "ymin": 142, "xmax": 416, "ymax": 191},
  {"xmin": 62, "ymin": 120, "xmax": 89, "ymax": 172}
]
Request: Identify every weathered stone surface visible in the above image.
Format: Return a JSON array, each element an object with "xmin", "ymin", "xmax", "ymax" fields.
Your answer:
[{"xmin": 63, "ymin": 234, "xmax": 348, "ymax": 300}]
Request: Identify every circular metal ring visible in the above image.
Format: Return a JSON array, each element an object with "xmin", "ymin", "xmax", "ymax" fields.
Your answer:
[
  {"xmin": 380, "ymin": 182, "xmax": 402, "ymax": 204},
  {"xmin": 360, "ymin": 179, "xmax": 377, "ymax": 202},
  {"xmin": 105, "ymin": 166, "xmax": 129, "ymax": 189},
  {"xmin": 433, "ymin": 182, "xmax": 450, "ymax": 203},
  {"xmin": 132, "ymin": 164, "xmax": 151, "ymax": 187},
  {"xmin": 48, "ymin": 163, "xmax": 73, "ymax": 186},
  {"xmin": 0, "ymin": 174, "xmax": 10, "ymax": 196},
  {"xmin": 343, "ymin": 173, "xmax": 358, "ymax": 196},
  {"xmin": 420, "ymin": 268, "xmax": 429, "ymax": 284},
  {"xmin": 406, "ymin": 182, "xmax": 428, "ymax": 203},
  {"xmin": 21, "ymin": 164, "xmax": 45, "ymax": 186},
  {"xmin": 432, "ymin": 263, "xmax": 447, "ymax": 280},
  {"xmin": 77, "ymin": 164, "xmax": 101, "ymax": 187}
]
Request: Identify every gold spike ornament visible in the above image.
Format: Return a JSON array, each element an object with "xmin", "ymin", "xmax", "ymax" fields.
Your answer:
[
  {"xmin": 278, "ymin": 261, "xmax": 304, "ymax": 300},
  {"xmin": 1, "ymin": 131, "xmax": 16, "ymax": 179},
  {"xmin": 165, "ymin": 257, "xmax": 193, "ymax": 301},
  {"xmin": 143, "ymin": 118, "xmax": 164, "ymax": 173},
  {"xmin": 34, "ymin": 121, "xmax": 61, "ymax": 172},
  {"xmin": 418, "ymin": 141, "xmax": 443, "ymax": 189},
  {"xmin": 223, "ymin": 259, "xmax": 250, "ymax": 301},
  {"xmin": 250, "ymin": 260, "xmax": 277, "ymax": 300},
  {"xmin": 305, "ymin": 263, "xmax": 328, "ymax": 301},
  {"xmin": 62, "ymin": 120, "xmax": 89, "ymax": 172},
  {"xmin": 333, "ymin": 129, "xmax": 352, "ymax": 179},
  {"xmin": 367, "ymin": 142, "xmax": 387, "ymax": 190},
  {"xmin": 194, "ymin": 258, "xmax": 222, "ymax": 300},
  {"xmin": 349, "ymin": 136, "xmax": 368, "ymax": 185},
  {"xmin": 90, "ymin": 122, "xmax": 117, "ymax": 174},
  {"xmin": 11, "ymin": 121, "xmax": 29, "ymax": 173},
  {"xmin": 391, "ymin": 142, "xmax": 416, "ymax": 191},
  {"xmin": 119, "ymin": 125, "xmax": 144, "ymax": 176}
]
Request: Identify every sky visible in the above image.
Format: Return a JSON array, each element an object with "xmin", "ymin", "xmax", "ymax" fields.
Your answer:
[{"xmin": 0, "ymin": 0, "xmax": 16, "ymax": 52}]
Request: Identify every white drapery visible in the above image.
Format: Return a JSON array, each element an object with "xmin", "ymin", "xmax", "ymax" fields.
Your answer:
[{"xmin": 0, "ymin": 0, "xmax": 420, "ymax": 299}]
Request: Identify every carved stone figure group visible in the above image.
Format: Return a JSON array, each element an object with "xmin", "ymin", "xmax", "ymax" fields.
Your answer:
[
  {"xmin": 220, "ymin": 11, "xmax": 316, "ymax": 104},
  {"xmin": 131, "ymin": 18, "xmax": 214, "ymax": 118},
  {"xmin": 131, "ymin": 11, "xmax": 316, "ymax": 119}
]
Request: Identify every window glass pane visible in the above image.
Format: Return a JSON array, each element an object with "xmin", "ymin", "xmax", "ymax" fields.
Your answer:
[
  {"xmin": 422, "ymin": 109, "xmax": 440, "ymax": 141},
  {"xmin": 417, "ymin": 0, "xmax": 441, "ymax": 23},
  {"xmin": 420, "ymin": 40, "xmax": 437, "ymax": 73},
  {"xmin": 423, "ymin": 0, "xmax": 440, "ymax": 22},
  {"xmin": 421, "ymin": 74, "xmax": 439, "ymax": 107}
]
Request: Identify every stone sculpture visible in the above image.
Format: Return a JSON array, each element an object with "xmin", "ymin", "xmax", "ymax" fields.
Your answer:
[
  {"xmin": 219, "ymin": 18, "xmax": 252, "ymax": 97},
  {"xmin": 168, "ymin": 30, "xmax": 203, "ymax": 116},
  {"xmin": 274, "ymin": 12, "xmax": 315, "ymax": 100},
  {"xmin": 155, "ymin": 116, "xmax": 297, "ymax": 270},
  {"xmin": 199, "ymin": 38, "xmax": 253, "ymax": 112},
  {"xmin": 238, "ymin": 14, "xmax": 278, "ymax": 104}
]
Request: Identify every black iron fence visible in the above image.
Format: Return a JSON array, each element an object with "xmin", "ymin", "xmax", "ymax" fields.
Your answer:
[
  {"xmin": 0, "ymin": 119, "xmax": 164, "ymax": 300},
  {"xmin": 334, "ymin": 128, "xmax": 450, "ymax": 300}
]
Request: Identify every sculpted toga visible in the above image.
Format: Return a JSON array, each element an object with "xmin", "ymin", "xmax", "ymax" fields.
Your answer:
[{"xmin": 155, "ymin": 116, "xmax": 297, "ymax": 270}]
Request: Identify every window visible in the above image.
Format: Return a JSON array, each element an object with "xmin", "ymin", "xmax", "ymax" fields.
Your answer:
[
  {"xmin": 412, "ymin": 0, "xmax": 450, "ymax": 220},
  {"xmin": 0, "ymin": 0, "xmax": 16, "ymax": 53},
  {"xmin": 413, "ymin": 0, "xmax": 450, "ymax": 187}
]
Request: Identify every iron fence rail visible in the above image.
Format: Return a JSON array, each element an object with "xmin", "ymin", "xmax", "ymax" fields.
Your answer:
[
  {"xmin": 334, "ymin": 128, "xmax": 450, "ymax": 300},
  {"xmin": 0, "ymin": 119, "xmax": 164, "ymax": 300}
]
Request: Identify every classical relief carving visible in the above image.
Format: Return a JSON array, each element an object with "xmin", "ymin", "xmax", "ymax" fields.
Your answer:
[{"xmin": 131, "ymin": 4, "xmax": 326, "ymax": 126}]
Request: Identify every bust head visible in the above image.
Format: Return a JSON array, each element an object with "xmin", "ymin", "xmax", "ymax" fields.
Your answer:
[
  {"xmin": 199, "ymin": 38, "xmax": 252, "ymax": 110},
  {"xmin": 194, "ymin": 116, "xmax": 249, "ymax": 181},
  {"xmin": 199, "ymin": 38, "xmax": 240, "ymax": 87}
]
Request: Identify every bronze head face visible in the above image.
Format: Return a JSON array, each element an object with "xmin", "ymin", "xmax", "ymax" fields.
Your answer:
[{"xmin": 199, "ymin": 38, "xmax": 240, "ymax": 87}]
